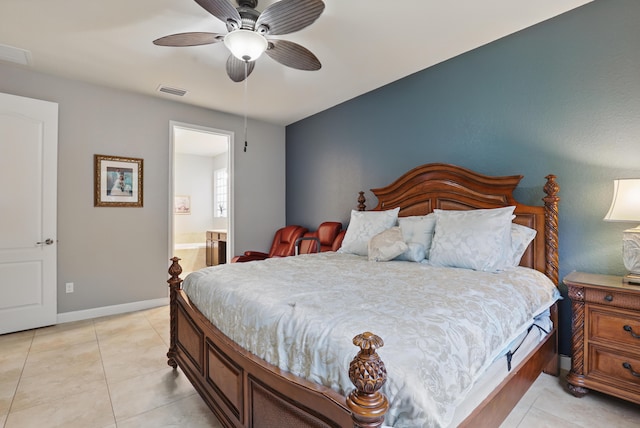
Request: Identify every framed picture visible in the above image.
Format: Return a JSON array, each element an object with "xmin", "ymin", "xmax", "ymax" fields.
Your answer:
[
  {"xmin": 174, "ymin": 195, "xmax": 191, "ymax": 215},
  {"xmin": 94, "ymin": 154, "xmax": 143, "ymax": 207}
]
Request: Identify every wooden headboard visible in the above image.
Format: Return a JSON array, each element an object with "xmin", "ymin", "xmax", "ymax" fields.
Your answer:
[{"xmin": 358, "ymin": 163, "xmax": 560, "ymax": 284}]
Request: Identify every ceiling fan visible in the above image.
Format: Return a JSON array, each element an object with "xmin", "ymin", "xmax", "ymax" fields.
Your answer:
[{"xmin": 153, "ymin": 0, "xmax": 325, "ymax": 82}]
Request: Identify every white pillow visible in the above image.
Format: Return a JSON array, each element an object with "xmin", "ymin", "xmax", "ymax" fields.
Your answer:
[
  {"xmin": 394, "ymin": 242, "xmax": 426, "ymax": 262},
  {"xmin": 368, "ymin": 227, "xmax": 409, "ymax": 262},
  {"xmin": 507, "ymin": 223, "xmax": 537, "ymax": 267},
  {"xmin": 339, "ymin": 207, "xmax": 400, "ymax": 256},
  {"xmin": 398, "ymin": 214, "xmax": 436, "ymax": 259},
  {"xmin": 429, "ymin": 206, "xmax": 515, "ymax": 272}
]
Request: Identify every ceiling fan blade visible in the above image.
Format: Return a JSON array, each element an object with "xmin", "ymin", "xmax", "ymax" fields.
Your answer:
[
  {"xmin": 193, "ymin": 0, "xmax": 242, "ymax": 27},
  {"xmin": 226, "ymin": 55, "xmax": 255, "ymax": 82},
  {"xmin": 153, "ymin": 32, "xmax": 224, "ymax": 47},
  {"xmin": 265, "ymin": 39, "xmax": 321, "ymax": 71},
  {"xmin": 256, "ymin": 0, "xmax": 325, "ymax": 36}
]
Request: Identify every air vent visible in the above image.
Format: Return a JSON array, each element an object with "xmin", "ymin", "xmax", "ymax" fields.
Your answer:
[
  {"xmin": 157, "ymin": 85, "xmax": 187, "ymax": 97},
  {"xmin": 0, "ymin": 43, "xmax": 32, "ymax": 66}
]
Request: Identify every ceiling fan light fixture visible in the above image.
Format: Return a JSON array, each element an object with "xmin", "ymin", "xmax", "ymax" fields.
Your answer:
[
  {"xmin": 224, "ymin": 29, "xmax": 267, "ymax": 62},
  {"xmin": 154, "ymin": 0, "xmax": 325, "ymax": 81}
]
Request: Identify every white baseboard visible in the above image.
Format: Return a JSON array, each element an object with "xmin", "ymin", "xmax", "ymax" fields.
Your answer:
[
  {"xmin": 560, "ymin": 354, "xmax": 571, "ymax": 372},
  {"xmin": 57, "ymin": 297, "xmax": 169, "ymax": 324}
]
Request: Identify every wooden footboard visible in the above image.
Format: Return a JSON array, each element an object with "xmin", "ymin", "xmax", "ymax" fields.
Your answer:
[{"xmin": 167, "ymin": 258, "xmax": 388, "ymax": 428}]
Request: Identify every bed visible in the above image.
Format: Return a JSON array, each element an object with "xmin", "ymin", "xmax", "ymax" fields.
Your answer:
[{"xmin": 166, "ymin": 163, "xmax": 560, "ymax": 428}]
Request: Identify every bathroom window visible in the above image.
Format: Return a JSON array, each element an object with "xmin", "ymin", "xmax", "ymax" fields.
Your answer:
[{"xmin": 214, "ymin": 168, "xmax": 228, "ymax": 218}]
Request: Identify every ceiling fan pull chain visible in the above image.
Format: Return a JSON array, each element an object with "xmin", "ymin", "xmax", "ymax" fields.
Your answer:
[{"xmin": 243, "ymin": 60, "xmax": 248, "ymax": 152}]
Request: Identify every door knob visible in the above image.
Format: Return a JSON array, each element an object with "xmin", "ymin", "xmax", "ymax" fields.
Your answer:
[{"xmin": 36, "ymin": 238, "xmax": 54, "ymax": 245}]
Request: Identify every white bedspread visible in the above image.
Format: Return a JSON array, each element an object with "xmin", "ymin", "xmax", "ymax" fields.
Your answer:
[{"xmin": 182, "ymin": 252, "xmax": 559, "ymax": 427}]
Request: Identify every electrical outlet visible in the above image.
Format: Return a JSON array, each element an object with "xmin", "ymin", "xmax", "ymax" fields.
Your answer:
[{"xmin": 65, "ymin": 282, "xmax": 74, "ymax": 293}]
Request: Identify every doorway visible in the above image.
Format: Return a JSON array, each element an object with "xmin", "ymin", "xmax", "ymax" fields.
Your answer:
[{"xmin": 169, "ymin": 121, "xmax": 233, "ymax": 275}]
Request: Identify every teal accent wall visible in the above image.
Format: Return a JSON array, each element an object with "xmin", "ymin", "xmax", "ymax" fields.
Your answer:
[{"xmin": 286, "ymin": 0, "xmax": 640, "ymax": 356}]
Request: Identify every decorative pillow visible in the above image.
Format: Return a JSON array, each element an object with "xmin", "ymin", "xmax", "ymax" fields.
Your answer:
[
  {"xmin": 398, "ymin": 214, "xmax": 436, "ymax": 259},
  {"xmin": 507, "ymin": 223, "xmax": 537, "ymax": 267},
  {"xmin": 429, "ymin": 206, "xmax": 515, "ymax": 272},
  {"xmin": 339, "ymin": 208, "xmax": 400, "ymax": 256},
  {"xmin": 394, "ymin": 242, "xmax": 426, "ymax": 262},
  {"xmin": 368, "ymin": 227, "xmax": 408, "ymax": 262}
]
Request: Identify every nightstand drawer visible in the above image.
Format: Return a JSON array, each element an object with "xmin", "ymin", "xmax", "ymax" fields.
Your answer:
[
  {"xmin": 589, "ymin": 307, "xmax": 640, "ymax": 349},
  {"xmin": 588, "ymin": 345, "xmax": 640, "ymax": 390},
  {"xmin": 585, "ymin": 288, "xmax": 640, "ymax": 311}
]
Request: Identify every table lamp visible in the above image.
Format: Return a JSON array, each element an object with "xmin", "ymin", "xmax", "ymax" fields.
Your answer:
[{"xmin": 604, "ymin": 179, "xmax": 640, "ymax": 284}]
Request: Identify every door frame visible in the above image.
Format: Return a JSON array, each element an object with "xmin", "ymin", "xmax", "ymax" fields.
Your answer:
[{"xmin": 168, "ymin": 121, "xmax": 234, "ymax": 264}]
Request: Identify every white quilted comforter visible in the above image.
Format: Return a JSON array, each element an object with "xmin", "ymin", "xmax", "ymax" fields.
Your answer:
[{"xmin": 182, "ymin": 252, "xmax": 559, "ymax": 427}]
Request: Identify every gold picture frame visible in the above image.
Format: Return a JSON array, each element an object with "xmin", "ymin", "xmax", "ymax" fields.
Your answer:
[{"xmin": 94, "ymin": 154, "xmax": 143, "ymax": 207}]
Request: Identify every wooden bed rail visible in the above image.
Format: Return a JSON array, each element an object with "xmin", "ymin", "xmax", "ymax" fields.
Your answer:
[{"xmin": 166, "ymin": 256, "xmax": 390, "ymax": 428}]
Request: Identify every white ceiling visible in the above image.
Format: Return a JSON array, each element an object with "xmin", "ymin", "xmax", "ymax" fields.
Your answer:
[
  {"xmin": 0, "ymin": 0, "xmax": 592, "ymax": 126},
  {"xmin": 174, "ymin": 126, "xmax": 229, "ymax": 157}
]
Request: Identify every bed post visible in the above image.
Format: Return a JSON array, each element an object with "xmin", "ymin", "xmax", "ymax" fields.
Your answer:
[
  {"xmin": 357, "ymin": 191, "xmax": 366, "ymax": 211},
  {"xmin": 347, "ymin": 332, "xmax": 389, "ymax": 428},
  {"xmin": 167, "ymin": 257, "xmax": 183, "ymax": 369},
  {"xmin": 542, "ymin": 175, "xmax": 560, "ymax": 376},
  {"xmin": 543, "ymin": 174, "xmax": 560, "ymax": 286}
]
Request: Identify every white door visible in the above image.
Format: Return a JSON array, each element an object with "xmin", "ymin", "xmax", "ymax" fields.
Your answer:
[{"xmin": 0, "ymin": 92, "xmax": 58, "ymax": 334}]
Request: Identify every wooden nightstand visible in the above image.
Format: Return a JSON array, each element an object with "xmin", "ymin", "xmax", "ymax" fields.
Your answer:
[{"xmin": 565, "ymin": 271, "xmax": 640, "ymax": 404}]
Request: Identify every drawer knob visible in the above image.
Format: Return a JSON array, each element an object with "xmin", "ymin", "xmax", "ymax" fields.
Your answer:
[
  {"xmin": 622, "ymin": 362, "xmax": 640, "ymax": 378},
  {"xmin": 623, "ymin": 325, "xmax": 640, "ymax": 339},
  {"xmin": 604, "ymin": 294, "xmax": 614, "ymax": 302}
]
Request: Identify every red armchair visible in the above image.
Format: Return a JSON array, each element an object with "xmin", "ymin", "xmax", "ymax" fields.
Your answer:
[
  {"xmin": 231, "ymin": 225, "xmax": 308, "ymax": 263},
  {"xmin": 298, "ymin": 222, "xmax": 343, "ymax": 254},
  {"xmin": 331, "ymin": 230, "xmax": 346, "ymax": 252}
]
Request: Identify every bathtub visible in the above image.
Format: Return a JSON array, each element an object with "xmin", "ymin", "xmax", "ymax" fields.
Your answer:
[{"xmin": 174, "ymin": 242, "xmax": 207, "ymax": 273}]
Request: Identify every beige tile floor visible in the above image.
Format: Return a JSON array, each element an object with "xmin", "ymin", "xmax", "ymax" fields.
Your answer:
[{"xmin": 0, "ymin": 306, "xmax": 638, "ymax": 427}]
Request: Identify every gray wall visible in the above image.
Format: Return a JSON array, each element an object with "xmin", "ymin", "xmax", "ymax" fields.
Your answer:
[
  {"xmin": 174, "ymin": 153, "xmax": 215, "ymax": 243},
  {"xmin": 286, "ymin": 0, "xmax": 640, "ymax": 356},
  {"xmin": 0, "ymin": 63, "xmax": 285, "ymax": 314}
]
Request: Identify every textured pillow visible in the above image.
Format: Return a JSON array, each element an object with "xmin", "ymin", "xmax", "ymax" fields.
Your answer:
[
  {"xmin": 394, "ymin": 242, "xmax": 426, "ymax": 262},
  {"xmin": 507, "ymin": 223, "xmax": 537, "ymax": 267},
  {"xmin": 338, "ymin": 207, "xmax": 400, "ymax": 256},
  {"xmin": 398, "ymin": 214, "xmax": 436, "ymax": 259},
  {"xmin": 368, "ymin": 227, "xmax": 408, "ymax": 262},
  {"xmin": 429, "ymin": 206, "xmax": 515, "ymax": 272}
]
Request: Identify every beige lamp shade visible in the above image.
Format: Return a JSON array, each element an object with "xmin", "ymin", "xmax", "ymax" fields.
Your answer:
[
  {"xmin": 604, "ymin": 179, "xmax": 640, "ymax": 283},
  {"xmin": 604, "ymin": 179, "xmax": 640, "ymax": 222}
]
